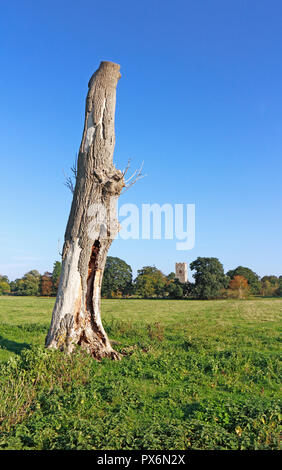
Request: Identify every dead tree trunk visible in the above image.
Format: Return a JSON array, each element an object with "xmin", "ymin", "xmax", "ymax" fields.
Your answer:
[{"xmin": 45, "ymin": 61, "xmax": 123, "ymax": 360}]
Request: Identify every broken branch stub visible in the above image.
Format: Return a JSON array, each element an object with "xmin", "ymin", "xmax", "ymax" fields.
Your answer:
[{"xmin": 45, "ymin": 61, "xmax": 123, "ymax": 360}]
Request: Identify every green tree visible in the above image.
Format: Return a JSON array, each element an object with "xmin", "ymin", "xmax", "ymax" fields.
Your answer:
[
  {"xmin": 11, "ymin": 270, "xmax": 41, "ymax": 296},
  {"xmin": 52, "ymin": 261, "xmax": 62, "ymax": 296},
  {"xmin": 101, "ymin": 257, "xmax": 133, "ymax": 298},
  {"xmin": 134, "ymin": 266, "xmax": 166, "ymax": 298},
  {"xmin": 164, "ymin": 273, "xmax": 184, "ymax": 299},
  {"xmin": 166, "ymin": 281, "xmax": 184, "ymax": 299},
  {"xmin": 226, "ymin": 266, "xmax": 261, "ymax": 295},
  {"xmin": 190, "ymin": 257, "xmax": 228, "ymax": 299},
  {"xmin": 183, "ymin": 281, "xmax": 194, "ymax": 298},
  {"xmin": 276, "ymin": 277, "xmax": 282, "ymax": 297},
  {"xmin": 261, "ymin": 275, "xmax": 279, "ymax": 285},
  {"xmin": 260, "ymin": 276, "xmax": 279, "ymax": 297},
  {"xmin": 0, "ymin": 275, "xmax": 10, "ymax": 295}
]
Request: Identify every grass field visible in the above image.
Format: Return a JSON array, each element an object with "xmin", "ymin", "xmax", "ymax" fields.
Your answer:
[{"xmin": 0, "ymin": 296, "xmax": 281, "ymax": 450}]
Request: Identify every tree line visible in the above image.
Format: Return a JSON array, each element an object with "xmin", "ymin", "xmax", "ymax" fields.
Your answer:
[
  {"xmin": 101, "ymin": 257, "xmax": 282, "ymax": 300},
  {"xmin": 0, "ymin": 261, "xmax": 62, "ymax": 297},
  {"xmin": 1, "ymin": 256, "xmax": 281, "ymax": 300}
]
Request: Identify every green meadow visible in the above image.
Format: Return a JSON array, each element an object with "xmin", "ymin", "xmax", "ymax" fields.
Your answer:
[{"xmin": 0, "ymin": 296, "xmax": 281, "ymax": 450}]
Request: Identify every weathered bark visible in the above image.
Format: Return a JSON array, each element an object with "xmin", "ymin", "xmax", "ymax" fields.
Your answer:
[{"xmin": 45, "ymin": 61, "xmax": 123, "ymax": 360}]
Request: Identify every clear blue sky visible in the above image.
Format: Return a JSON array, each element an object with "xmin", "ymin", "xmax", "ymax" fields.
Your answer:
[{"xmin": 0, "ymin": 0, "xmax": 281, "ymax": 281}]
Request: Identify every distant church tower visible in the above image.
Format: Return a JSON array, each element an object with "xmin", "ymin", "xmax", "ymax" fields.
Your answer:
[{"xmin": 175, "ymin": 263, "xmax": 188, "ymax": 283}]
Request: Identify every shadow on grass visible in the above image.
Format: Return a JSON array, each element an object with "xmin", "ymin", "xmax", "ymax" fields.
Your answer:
[{"xmin": 0, "ymin": 335, "xmax": 30, "ymax": 355}]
